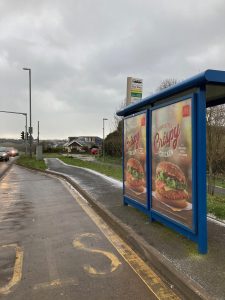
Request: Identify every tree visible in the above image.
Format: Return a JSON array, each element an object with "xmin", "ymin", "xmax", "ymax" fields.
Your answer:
[
  {"xmin": 206, "ymin": 105, "xmax": 225, "ymax": 194},
  {"xmin": 156, "ymin": 78, "xmax": 178, "ymax": 91},
  {"xmin": 104, "ymin": 120, "xmax": 122, "ymax": 157},
  {"xmin": 105, "ymin": 99, "xmax": 125, "ymax": 158}
]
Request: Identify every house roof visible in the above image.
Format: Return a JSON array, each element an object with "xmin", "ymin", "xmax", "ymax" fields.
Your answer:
[
  {"xmin": 77, "ymin": 136, "xmax": 102, "ymax": 140},
  {"xmin": 117, "ymin": 69, "xmax": 225, "ymax": 117},
  {"xmin": 67, "ymin": 139, "xmax": 83, "ymax": 147}
]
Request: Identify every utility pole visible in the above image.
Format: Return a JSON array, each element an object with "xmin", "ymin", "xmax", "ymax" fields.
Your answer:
[
  {"xmin": 37, "ymin": 121, "xmax": 40, "ymax": 144},
  {"xmin": 23, "ymin": 67, "xmax": 32, "ymax": 157},
  {"xmin": 103, "ymin": 118, "xmax": 108, "ymax": 161}
]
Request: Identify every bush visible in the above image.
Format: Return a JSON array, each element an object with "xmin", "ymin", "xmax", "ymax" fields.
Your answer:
[{"xmin": 43, "ymin": 146, "xmax": 63, "ymax": 153}]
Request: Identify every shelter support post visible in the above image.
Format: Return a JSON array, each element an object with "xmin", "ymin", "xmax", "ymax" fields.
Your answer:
[{"xmin": 197, "ymin": 86, "xmax": 207, "ymax": 254}]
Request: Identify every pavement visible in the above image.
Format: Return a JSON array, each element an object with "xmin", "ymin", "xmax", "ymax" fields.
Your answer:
[
  {"xmin": 62, "ymin": 154, "xmax": 96, "ymax": 162},
  {"xmin": 2, "ymin": 165, "xmax": 170, "ymax": 300},
  {"xmin": 41, "ymin": 158, "xmax": 225, "ymax": 300},
  {"xmin": 2, "ymin": 158, "xmax": 224, "ymax": 299}
]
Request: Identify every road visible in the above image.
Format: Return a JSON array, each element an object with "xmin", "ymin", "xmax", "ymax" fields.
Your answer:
[
  {"xmin": 0, "ymin": 165, "xmax": 179, "ymax": 300},
  {"xmin": 0, "ymin": 157, "xmax": 15, "ymax": 178}
]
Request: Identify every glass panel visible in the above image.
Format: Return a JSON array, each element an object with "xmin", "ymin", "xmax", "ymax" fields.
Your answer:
[
  {"xmin": 151, "ymin": 98, "xmax": 193, "ymax": 229},
  {"xmin": 124, "ymin": 112, "xmax": 147, "ymax": 206}
]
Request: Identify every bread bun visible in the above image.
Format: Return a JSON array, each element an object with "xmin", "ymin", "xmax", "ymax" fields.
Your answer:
[
  {"xmin": 156, "ymin": 161, "xmax": 186, "ymax": 184},
  {"xmin": 155, "ymin": 192, "xmax": 188, "ymax": 208},
  {"xmin": 126, "ymin": 158, "xmax": 145, "ymax": 192},
  {"xmin": 155, "ymin": 161, "xmax": 189, "ymax": 209}
]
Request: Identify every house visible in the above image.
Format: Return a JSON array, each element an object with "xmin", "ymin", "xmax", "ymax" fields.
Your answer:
[{"xmin": 64, "ymin": 136, "xmax": 102, "ymax": 153}]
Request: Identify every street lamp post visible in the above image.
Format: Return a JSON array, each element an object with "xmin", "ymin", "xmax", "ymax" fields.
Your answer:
[
  {"xmin": 24, "ymin": 113, "xmax": 28, "ymax": 155},
  {"xmin": 37, "ymin": 121, "xmax": 40, "ymax": 144},
  {"xmin": 103, "ymin": 118, "xmax": 108, "ymax": 161},
  {"xmin": 23, "ymin": 68, "xmax": 32, "ymax": 157},
  {"xmin": 0, "ymin": 110, "xmax": 27, "ymax": 155}
]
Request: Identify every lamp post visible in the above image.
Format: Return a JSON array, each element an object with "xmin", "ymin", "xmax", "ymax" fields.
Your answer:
[
  {"xmin": 37, "ymin": 121, "xmax": 40, "ymax": 144},
  {"xmin": 103, "ymin": 118, "xmax": 108, "ymax": 161},
  {"xmin": 23, "ymin": 67, "xmax": 32, "ymax": 157},
  {"xmin": 0, "ymin": 110, "xmax": 27, "ymax": 155}
]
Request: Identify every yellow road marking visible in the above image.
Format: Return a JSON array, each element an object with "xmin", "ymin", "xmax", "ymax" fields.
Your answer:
[
  {"xmin": 0, "ymin": 244, "xmax": 23, "ymax": 295},
  {"xmin": 62, "ymin": 180, "xmax": 180, "ymax": 300},
  {"xmin": 33, "ymin": 278, "xmax": 79, "ymax": 290},
  {"xmin": 73, "ymin": 233, "xmax": 121, "ymax": 275}
]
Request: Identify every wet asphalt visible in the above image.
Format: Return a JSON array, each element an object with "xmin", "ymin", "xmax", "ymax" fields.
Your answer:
[
  {"xmin": 45, "ymin": 158, "xmax": 225, "ymax": 300},
  {"xmin": 0, "ymin": 165, "xmax": 156, "ymax": 300},
  {"xmin": 0, "ymin": 161, "xmax": 8, "ymax": 176},
  {"xmin": 0, "ymin": 158, "xmax": 15, "ymax": 179}
]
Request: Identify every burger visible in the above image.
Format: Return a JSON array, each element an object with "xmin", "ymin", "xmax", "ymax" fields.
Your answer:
[
  {"xmin": 126, "ymin": 158, "xmax": 145, "ymax": 193},
  {"xmin": 155, "ymin": 161, "xmax": 189, "ymax": 208}
]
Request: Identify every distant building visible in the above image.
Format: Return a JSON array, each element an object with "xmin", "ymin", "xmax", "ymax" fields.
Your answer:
[
  {"xmin": 68, "ymin": 137, "xmax": 78, "ymax": 143},
  {"xmin": 64, "ymin": 136, "xmax": 102, "ymax": 153}
]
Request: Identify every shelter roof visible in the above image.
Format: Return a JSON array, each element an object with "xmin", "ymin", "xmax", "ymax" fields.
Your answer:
[{"xmin": 117, "ymin": 69, "xmax": 225, "ymax": 117}]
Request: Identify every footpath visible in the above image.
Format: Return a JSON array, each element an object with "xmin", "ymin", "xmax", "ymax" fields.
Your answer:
[
  {"xmin": 44, "ymin": 158, "xmax": 225, "ymax": 300},
  {"xmin": 16, "ymin": 157, "xmax": 225, "ymax": 299}
]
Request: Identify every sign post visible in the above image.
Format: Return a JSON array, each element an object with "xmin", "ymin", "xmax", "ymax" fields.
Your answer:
[{"xmin": 126, "ymin": 77, "xmax": 143, "ymax": 105}]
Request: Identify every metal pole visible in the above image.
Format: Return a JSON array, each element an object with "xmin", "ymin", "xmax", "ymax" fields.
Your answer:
[
  {"xmin": 103, "ymin": 119, "xmax": 104, "ymax": 161},
  {"xmin": 25, "ymin": 113, "xmax": 27, "ymax": 155},
  {"xmin": 37, "ymin": 121, "xmax": 39, "ymax": 144},
  {"xmin": 103, "ymin": 118, "xmax": 108, "ymax": 161},
  {"xmin": 29, "ymin": 69, "xmax": 32, "ymax": 157},
  {"xmin": 23, "ymin": 67, "xmax": 32, "ymax": 157}
]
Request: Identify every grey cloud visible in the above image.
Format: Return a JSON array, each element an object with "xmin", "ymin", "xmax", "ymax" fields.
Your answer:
[{"xmin": 1, "ymin": 0, "xmax": 225, "ymax": 139}]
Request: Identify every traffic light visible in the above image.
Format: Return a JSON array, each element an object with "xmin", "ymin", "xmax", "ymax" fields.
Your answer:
[
  {"xmin": 26, "ymin": 132, "xmax": 29, "ymax": 140},
  {"xmin": 21, "ymin": 131, "xmax": 24, "ymax": 140}
]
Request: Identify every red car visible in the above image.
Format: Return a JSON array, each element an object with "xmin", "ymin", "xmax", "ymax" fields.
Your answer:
[{"xmin": 91, "ymin": 148, "xmax": 99, "ymax": 155}]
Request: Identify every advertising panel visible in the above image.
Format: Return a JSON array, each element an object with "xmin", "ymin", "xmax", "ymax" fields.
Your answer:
[
  {"xmin": 124, "ymin": 112, "xmax": 147, "ymax": 206},
  {"xmin": 151, "ymin": 98, "xmax": 193, "ymax": 229}
]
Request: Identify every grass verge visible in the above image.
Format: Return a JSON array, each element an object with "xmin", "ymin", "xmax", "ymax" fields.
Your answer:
[
  {"xmin": 16, "ymin": 153, "xmax": 123, "ymax": 181},
  {"xmin": 207, "ymin": 194, "xmax": 225, "ymax": 219},
  {"xmin": 96, "ymin": 155, "xmax": 122, "ymax": 165},
  {"xmin": 16, "ymin": 155, "xmax": 47, "ymax": 171},
  {"xmin": 59, "ymin": 156, "xmax": 122, "ymax": 181},
  {"xmin": 214, "ymin": 179, "xmax": 225, "ymax": 189}
]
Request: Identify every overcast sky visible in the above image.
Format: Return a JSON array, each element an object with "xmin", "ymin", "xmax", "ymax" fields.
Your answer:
[{"xmin": 0, "ymin": 0, "xmax": 225, "ymax": 140}]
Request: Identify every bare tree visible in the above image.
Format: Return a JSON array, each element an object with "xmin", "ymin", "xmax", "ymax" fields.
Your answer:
[
  {"xmin": 206, "ymin": 105, "xmax": 225, "ymax": 194},
  {"xmin": 112, "ymin": 98, "xmax": 126, "ymax": 132},
  {"xmin": 104, "ymin": 99, "xmax": 125, "ymax": 158},
  {"xmin": 156, "ymin": 78, "xmax": 178, "ymax": 91}
]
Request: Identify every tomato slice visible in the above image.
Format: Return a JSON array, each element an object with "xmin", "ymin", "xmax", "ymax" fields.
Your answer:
[{"xmin": 155, "ymin": 180, "xmax": 165, "ymax": 189}]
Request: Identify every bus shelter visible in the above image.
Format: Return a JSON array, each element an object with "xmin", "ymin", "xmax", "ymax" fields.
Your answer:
[{"xmin": 117, "ymin": 69, "xmax": 225, "ymax": 254}]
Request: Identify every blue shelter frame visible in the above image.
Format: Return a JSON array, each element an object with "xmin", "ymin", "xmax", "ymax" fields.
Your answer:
[{"xmin": 117, "ymin": 69, "xmax": 225, "ymax": 254}]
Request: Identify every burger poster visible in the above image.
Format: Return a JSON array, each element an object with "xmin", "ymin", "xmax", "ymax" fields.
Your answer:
[
  {"xmin": 151, "ymin": 98, "xmax": 194, "ymax": 229},
  {"xmin": 124, "ymin": 112, "xmax": 147, "ymax": 206}
]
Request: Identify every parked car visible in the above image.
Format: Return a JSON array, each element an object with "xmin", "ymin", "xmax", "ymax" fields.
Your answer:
[
  {"xmin": 0, "ymin": 151, "xmax": 9, "ymax": 162},
  {"xmin": 91, "ymin": 148, "xmax": 99, "ymax": 155}
]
